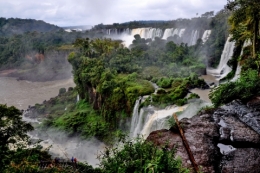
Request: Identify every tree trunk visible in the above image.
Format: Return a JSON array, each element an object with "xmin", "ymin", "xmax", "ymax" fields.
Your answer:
[{"xmin": 173, "ymin": 114, "xmax": 200, "ymax": 173}]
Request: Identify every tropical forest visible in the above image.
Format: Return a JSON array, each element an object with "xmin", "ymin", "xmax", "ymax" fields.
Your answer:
[{"xmin": 1, "ymin": 0, "xmax": 260, "ymax": 172}]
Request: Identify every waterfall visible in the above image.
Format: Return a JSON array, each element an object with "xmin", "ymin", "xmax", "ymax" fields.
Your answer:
[
  {"xmin": 189, "ymin": 30, "xmax": 199, "ymax": 46},
  {"xmin": 129, "ymin": 99, "xmax": 210, "ymax": 139},
  {"xmin": 129, "ymin": 97, "xmax": 142, "ymax": 136},
  {"xmin": 201, "ymin": 30, "xmax": 212, "ymax": 43},
  {"xmin": 129, "ymin": 104, "xmax": 187, "ymax": 139},
  {"xmin": 162, "ymin": 28, "xmax": 174, "ymax": 39},
  {"xmin": 162, "ymin": 28, "xmax": 180, "ymax": 40},
  {"xmin": 231, "ymin": 40, "xmax": 251, "ymax": 81},
  {"xmin": 140, "ymin": 105, "xmax": 188, "ymax": 139},
  {"xmin": 106, "ymin": 27, "xmax": 211, "ymax": 47},
  {"xmin": 131, "ymin": 28, "xmax": 163, "ymax": 40},
  {"xmin": 131, "ymin": 28, "xmax": 145, "ymax": 38},
  {"xmin": 230, "ymin": 63, "xmax": 241, "ymax": 82},
  {"xmin": 124, "ymin": 28, "xmax": 131, "ymax": 35},
  {"xmin": 178, "ymin": 28, "xmax": 186, "ymax": 38},
  {"xmin": 207, "ymin": 35, "xmax": 235, "ymax": 80},
  {"xmin": 77, "ymin": 94, "xmax": 79, "ymax": 102}
]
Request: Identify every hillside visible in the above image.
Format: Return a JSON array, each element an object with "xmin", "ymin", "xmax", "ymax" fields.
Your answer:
[{"xmin": 0, "ymin": 17, "xmax": 62, "ymax": 36}]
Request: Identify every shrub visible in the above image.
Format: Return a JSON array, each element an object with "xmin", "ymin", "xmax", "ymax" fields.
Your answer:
[
  {"xmin": 99, "ymin": 138, "xmax": 190, "ymax": 173},
  {"xmin": 58, "ymin": 88, "xmax": 66, "ymax": 95},
  {"xmin": 209, "ymin": 69, "xmax": 260, "ymax": 107}
]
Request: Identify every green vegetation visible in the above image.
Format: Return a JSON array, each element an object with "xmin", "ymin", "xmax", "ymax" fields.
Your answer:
[
  {"xmin": 66, "ymin": 35, "xmax": 208, "ymax": 131},
  {"xmin": 210, "ymin": 69, "xmax": 260, "ymax": 107},
  {"xmin": 142, "ymin": 74, "xmax": 207, "ymax": 108},
  {"xmin": 0, "ymin": 30, "xmax": 104, "ymax": 70},
  {"xmin": 204, "ymin": 10, "xmax": 230, "ymax": 68},
  {"xmin": 226, "ymin": 0, "xmax": 260, "ymax": 58},
  {"xmin": 0, "ymin": 101, "xmax": 191, "ymax": 173},
  {"xmin": 0, "ymin": 104, "xmax": 55, "ymax": 172},
  {"xmin": 34, "ymin": 88, "xmax": 109, "ymax": 140},
  {"xmin": 98, "ymin": 138, "xmax": 190, "ymax": 173},
  {"xmin": 0, "ymin": 17, "xmax": 61, "ymax": 36},
  {"xmin": 209, "ymin": 0, "xmax": 260, "ymax": 107}
]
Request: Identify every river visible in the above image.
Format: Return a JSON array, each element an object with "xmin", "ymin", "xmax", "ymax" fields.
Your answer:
[
  {"xmin": 0, "ymin": 76, "xmax": 75, "ymax": 110},
  {"xmin": 0, "ymin": 76, "xmax": 104, "ymax": 167}
]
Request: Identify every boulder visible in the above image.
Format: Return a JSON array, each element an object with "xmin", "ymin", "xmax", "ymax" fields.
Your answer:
[{"xmin": 147, "ymin": 98, "xmax": 260, "ymax": 173}]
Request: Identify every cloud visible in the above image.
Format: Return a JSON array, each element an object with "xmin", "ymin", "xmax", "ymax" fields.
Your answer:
[{"xmin": 0, "ymin": 0, "xmax": 227, "ymax": 26}]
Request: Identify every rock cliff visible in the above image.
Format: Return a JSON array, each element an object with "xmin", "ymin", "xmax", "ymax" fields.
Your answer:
[
  {"xmin": 5, "ymin": 49, "xmax": 72, "ymax": 82},
  {"xmin": 147, "ymin": 98, "xmax": 260, "ymax": 173}
]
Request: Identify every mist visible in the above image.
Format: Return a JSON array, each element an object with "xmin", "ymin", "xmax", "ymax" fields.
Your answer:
[{"xmin": 28, "ymin": 127, "xmax": 105, "ymax": 167}]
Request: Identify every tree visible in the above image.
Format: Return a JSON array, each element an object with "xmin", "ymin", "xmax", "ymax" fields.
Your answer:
[
  {"xmin": 0, "ymin": 104, "xmax": 34, "ymax": 171},
  {"xmin": 201, "ymin": 11, "xmax": 214, "ymax": 18},
  {"xmin": 99, "ymin": 138, "xmax": 190, "ymax": 173},
  {"xmin": 226, "ymin": 0, "xmax": 260, "ymax": 58}
]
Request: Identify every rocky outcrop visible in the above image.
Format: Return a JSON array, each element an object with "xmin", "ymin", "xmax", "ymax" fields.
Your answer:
[
  {"xmin": 147, "ymin": 98, "xmax": 260, "ymax": 173},
  {"xmin": 6, "ymin": 49, "xmax": 72, "ymax": 82}
]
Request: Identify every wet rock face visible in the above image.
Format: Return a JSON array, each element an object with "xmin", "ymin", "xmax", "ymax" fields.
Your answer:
[
  {"xmin": 147, "ymin": 114, "xmax": 220, "ymax": 173},
  {"xmin": 222, "ymin": 100, "xmax": 260, "ymax": 135},
  {"xmin": 221, "ymin": 148, "xmax": 260, "ymax": 173},
  {"xmin": 146, "ymin": 98, "xmax": 260, "ymax": 173}
]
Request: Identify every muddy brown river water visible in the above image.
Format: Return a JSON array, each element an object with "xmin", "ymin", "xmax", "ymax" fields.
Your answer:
[{"xmin": 0, "ymin": 76, "xmax": 75, "ymax": 110}]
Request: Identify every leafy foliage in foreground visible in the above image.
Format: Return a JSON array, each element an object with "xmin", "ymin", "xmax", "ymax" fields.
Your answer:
[
  {"xmin": 0, "ymin": 104, "xmax": 53, "ymax": 172},
  {"xmin": 209, "ymin": 69, "xmax": 260, "ymax": 107},
  {"xmin": 98, "ymin": 138, "xmax": 190, "ymax": 173}
]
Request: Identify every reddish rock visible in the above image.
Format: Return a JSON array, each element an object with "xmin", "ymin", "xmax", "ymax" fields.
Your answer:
[{"xmin": 147, "ymin": 99, "xmax": 260, "ymax": 173}]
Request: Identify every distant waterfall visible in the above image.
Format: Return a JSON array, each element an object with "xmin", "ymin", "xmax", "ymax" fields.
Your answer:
[
  {"xmin": 189, "ymin": 30, "xmax": 199, "ymax": 46},
  {"xmin": 77, "ymin": 94, "xmax": 80, "ymax": 102},
  {"xmin": 201, "ymin": 30, "xmax": 212, "ymax": 43},
  {"xmin": 105, "ymin": 27, "xmax": 211, "ymax": 47},
  {"xmin": 207, "ymin": 35, "xmax": 235, "ymax": 80},
  {"xmin": 178, "ymin": 28, "xmax": 186, "ymax": 38},
  {"xmin": 131, "ymin": 28, "xmax": 163, "ymax": 39},
  {"xmin": 162, "ymin": 28, "xmax": 173, "ymax": 39}
]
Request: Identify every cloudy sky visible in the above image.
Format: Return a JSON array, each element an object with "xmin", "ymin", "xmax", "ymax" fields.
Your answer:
[{"xmin": 0, "ymin": 0, "xmax": 228, "ymax": 27}]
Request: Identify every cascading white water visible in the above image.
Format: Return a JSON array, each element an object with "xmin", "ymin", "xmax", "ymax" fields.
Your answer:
[
  {"xmin": 201, "ymin": 30, "xmax": 212, "ymax": 43},
  {"xmin": 231, "ymin": 63, "xmax": 241, "ymax": 82},
  {"xmin": 124, "ymin": 28, "xmax": 131, "ymax": 35},
  {"xmin": 129, "ymin": 99, "xmax": 210, "ymax": 139},
  {"xmin": 207, "ymin": 35, "xmax": 235, "ymax": 80},
  {"xmin": 129, "ymin": 103, "xmax": 187, "ymax": 139},
  {"xmin": 162, "ymin": 28, "xmax": 181, "ymax": 40},
  {"xmin": 108, "ymin": 27, "xmax": 211, "ymax": 48},
  {"xmin": 140, "ymin": 105, "xmax": 188, "ymax": 139},
  {"xmin": 231, "ymin": 40, "xmax": 251, "ymax": 81},
  {"xmin": 162, "ymin": 28, "xmax": 173, "ymax": 39},
  {"xmin": 129, "ymin": 97, "xmax": 142, "ymax": 136},
  {"xmin": 189, "ymin": 30, "xmax": 199, "ymax": 46},
  {"xmin": 131, "ymin": 28, "xmax": 163, "ymax": 40},
  {"xmin": 77, "ymin": 94, "xmax": 80, "ymax": 102},
  {"xmin": 178, "ymin": 28, "xmax": 186, "ymax": 38}
]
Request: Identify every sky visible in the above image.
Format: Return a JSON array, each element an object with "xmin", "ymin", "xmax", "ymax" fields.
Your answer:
[{"xmin": 0, "ymin": 0, "xmax": 228, "ymax": 27}]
